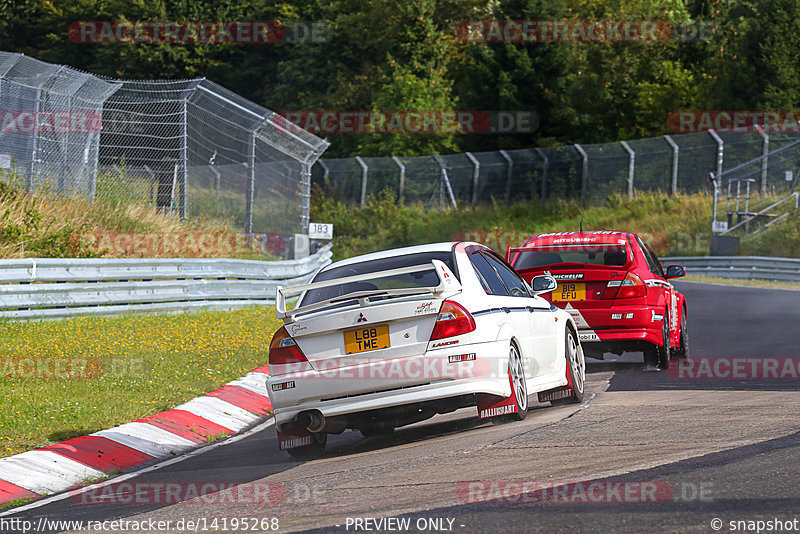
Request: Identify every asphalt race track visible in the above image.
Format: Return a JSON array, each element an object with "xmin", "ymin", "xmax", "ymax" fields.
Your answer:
[{"xmin": 4, "ymin": 280, "xmax": 800, "ymax": 534}]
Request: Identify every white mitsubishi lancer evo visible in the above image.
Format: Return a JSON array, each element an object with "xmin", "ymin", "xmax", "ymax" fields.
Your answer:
[{"xmin": 267, "ymin": 242, "xmax": 585, "ymax": 459}]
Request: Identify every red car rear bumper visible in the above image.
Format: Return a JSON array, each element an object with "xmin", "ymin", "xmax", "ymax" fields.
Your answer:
[{"xmin": 559, "ymin": 304, "xmax": 664, "ymax": 347}]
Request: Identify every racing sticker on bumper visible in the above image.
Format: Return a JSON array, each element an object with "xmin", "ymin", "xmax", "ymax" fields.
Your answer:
[
  {"xmin": 578, "ymin": 330, "xmax": 600, "ymax": 342},
  {"xmin": 564, "ymin": 303, "xmax": 591, "ymax": 329}
]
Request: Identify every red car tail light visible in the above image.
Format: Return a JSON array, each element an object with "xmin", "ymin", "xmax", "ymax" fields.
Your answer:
[
  {"xmin": 269, "ymin": 327, "xmax": 308, "ymax": 374},
  {"xmin": 430, "ymin": 300, "xmax": 476, "ymax": 340},
  {"xmin": 602, "ymin": 272, "xmax": 648, "ymax": 299}
]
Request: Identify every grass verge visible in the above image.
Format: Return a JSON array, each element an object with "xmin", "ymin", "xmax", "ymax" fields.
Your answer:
[
  {"xmin": 0, "ymin": 306, "xmax": 281, "ymax": 458},
  {"xmin": 313, "ymin": 189, "xmax": 800, "ymax": 260},
  {"xmin": 312, "ymin": 190, "xmax": 715, "ymax": 260}
]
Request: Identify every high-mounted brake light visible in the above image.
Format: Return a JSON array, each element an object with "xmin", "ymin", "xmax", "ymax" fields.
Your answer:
[
  {"xmin": 268, "ymin": 327, "xmax": 308, "ymax": 374},
  {"xmin": 602, "ymin": 272, "xmax": 647, "ymax": 299},
  {"xmin": 430, "ymin": 300, "xmax": 476, "ymax": 340}
]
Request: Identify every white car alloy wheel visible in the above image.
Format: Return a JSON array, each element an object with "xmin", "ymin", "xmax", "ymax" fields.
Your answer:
[
  {"xmin": 551, "ymin": 329, "xmax": 585, "ymax": 406},
  {"xmin": 509, "ymin": 343, "xmax": 528, "ymax": 413},
  {"xmin": 567, "ymin": 331, "xmax": 584, "ymax": 395}
]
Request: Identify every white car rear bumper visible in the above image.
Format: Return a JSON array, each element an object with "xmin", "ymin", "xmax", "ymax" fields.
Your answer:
[{"xmin": 267, "ymin": 339, "xmax": 512, "ymax": 426}]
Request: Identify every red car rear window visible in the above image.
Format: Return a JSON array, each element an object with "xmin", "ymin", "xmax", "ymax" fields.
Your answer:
[{"xmin": 514, "ymin": 244, "xmax": 628, "ymax": 269}]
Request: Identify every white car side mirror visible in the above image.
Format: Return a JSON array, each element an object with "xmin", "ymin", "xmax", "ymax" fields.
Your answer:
[{"xmin": 531, "ymin": 274, "xmax": 557, "ymax": 296}]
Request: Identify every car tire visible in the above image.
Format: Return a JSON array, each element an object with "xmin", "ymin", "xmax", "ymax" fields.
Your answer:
[
  {"xmin": 286, "ymin": 431, "xmax": 327, "ymax": 460},
  {"xmin": 644, "ymin": 308, "xmax": 670, "ymax": 369},
  {"xmin": 671, "ymin": 307, "xmax": 689, "ymax": 359},
  {"xmin": 493, "ymin": 342, "xmax": 528, "ymax": 423},
  {"xmin": 551, "ymin": 328, "xmax": 585, "ymax": 406}
]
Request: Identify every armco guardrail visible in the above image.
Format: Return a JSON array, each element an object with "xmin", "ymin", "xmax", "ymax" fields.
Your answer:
[
  {"xmin": 663, "ymin": 256, "xmax": 800, "ymax": 282},
  {"xmin": 0, "ymin": 245, "xmax": 332, "ymax": 320}
]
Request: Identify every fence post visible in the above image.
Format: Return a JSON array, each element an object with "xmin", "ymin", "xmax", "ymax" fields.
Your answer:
[
  {"xmin": 392, "ymin": 156, "xmax": 405, "ymax": 204},
  {"xmin": 432, "ymin": 154, "xmax": 457, "ymax": 209},
  {"xmin": 709, "ymin": 129, "xmax": 724, "ymax": 180},
  {"xmin": 318, "ymin": 159, "xmax": 330, "ymax": 197},
  {"xmin": 534, "ymin": 148, "xmax": 548, "ymax": 208},
  {"xmin": 663, "ymin": 135, "xmax": 679, "ymax": 195},
  {"xmin": 245, "ymin": 130, "xmax": 255, "ymax": 233},
  {"xmin": 574, "ymin": 144, "xmax": 588, "ymax": 208},
  {"xmin": 301, "ymin": 161, "xmax": 311, "ymax": 234},
  {"xmin": 756, "ymin": 124, "xmax": 769, "ymax": 197},
  {"xmin": 500, "ymin": 149, "xmax": 514, "ymax": 205},
  {"xmin": 209, "ymin": 165, "xmax": 221, "ymax": 203},
  {"xmin": 355, "ymin": 156, "xmax": 368, "ymax": 208},
  {"xmin": 28, "ymin": 87, "xmax": 42, "ymax": 193},
  {"xmin": 465, "ymin": 152, "xmax": 480, "ymax": 207},
  {"xmin": 620, "ymin": 141, "xmax": 635, "ymax": 199},
  {"xmin": 180, "ymin": 98, "xmax": 189, "ymax": 220}
]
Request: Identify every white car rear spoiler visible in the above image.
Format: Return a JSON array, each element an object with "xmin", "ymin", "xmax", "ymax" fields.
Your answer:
[{"xmin": 275, "ymin": 259, "xmax": 461, "ymax": 322}]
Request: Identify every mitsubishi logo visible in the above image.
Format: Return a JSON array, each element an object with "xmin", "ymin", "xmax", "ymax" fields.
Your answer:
[{"xmin": 356, "ymin": 313, "xmax": 367, "ymax": 323}]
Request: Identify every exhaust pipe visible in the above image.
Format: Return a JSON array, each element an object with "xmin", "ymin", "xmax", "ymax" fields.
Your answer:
[
  {"xmin": 297, "ymin": 410, "xmax": 325, "ymax": 432},
  {"xmin": 296, "ymin": 411, "xmax": 347, "ymax": 434}
]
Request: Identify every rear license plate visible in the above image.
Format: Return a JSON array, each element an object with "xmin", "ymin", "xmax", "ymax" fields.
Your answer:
[
  {"xmin": 553, "ymin": 282, "xmax": 586, "ymax": 302},
  {"xmin": 344, "ymin": 325, "xmax": 390, "ymax": 354}
]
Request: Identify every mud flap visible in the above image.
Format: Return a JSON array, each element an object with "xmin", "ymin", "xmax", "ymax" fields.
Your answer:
[
  {"xmin": 277, "ymin": 424, "xmax": 314, "ymax": 450},
  {"xmin": 476, "ymin": 371, "xmax": 518, "ymax": 419},
  {"xmin": 538, "ymin": 352, "xmax": 575, "ymax": 403}
]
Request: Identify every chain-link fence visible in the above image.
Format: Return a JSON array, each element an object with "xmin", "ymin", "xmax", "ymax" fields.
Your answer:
[
  {"xmin": 0, "ymin": 52, "xmax": 329, "ymax": 236},
  {"xmin": 315, "ymin": 131, "xmax": 800, "ymax": 209}
]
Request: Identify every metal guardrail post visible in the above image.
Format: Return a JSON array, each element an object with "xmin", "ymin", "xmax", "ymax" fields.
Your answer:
[
  {"xmin": 574, "ymin": 144, "xmax": 588, "ymax": 208},
  {"xmin": 620, "ymin": 141, "xmax": 635, "ymax": 199},
  {"xmin": 499, "ymin": 150, "xmax": 514, "ymax": 205},
  {"xmin": 663, "ymin": 135, "xmax": 679, "ymax": 195},
  {"xmin": 756, "ymin": 124, "xmax": 769, "ymax": 197},
  {"xmin": 245, "ymin": 131, "xmax": 256, "ymax": 233},
  {"xmin": 535, "ymin": 148, "xmax": 548, "ymax": 208},
  {"xmin": 355, "ymin": 156, "xmax": 368, "ymax": 208},
  {"xmin": 392, "ymin": 156, "xmax": 405, "ymax": 204},
  {"xmin": 465, "ymin": 152, "xmax": 480, "ymax": 207}
]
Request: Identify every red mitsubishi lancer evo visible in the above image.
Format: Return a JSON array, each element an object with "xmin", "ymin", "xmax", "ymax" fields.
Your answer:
[{"xmin": 508, "ymin": 231, "xmax": 689, "ymax": 369}]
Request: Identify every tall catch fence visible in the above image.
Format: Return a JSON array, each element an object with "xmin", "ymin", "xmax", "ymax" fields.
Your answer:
[
  {"xmin": 0, "ymin": 52, "xmax": 329, "ymax": 236},
  {"xmin": 315, "ymin": 131, "xmax": 800, "ymax": 209}
]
